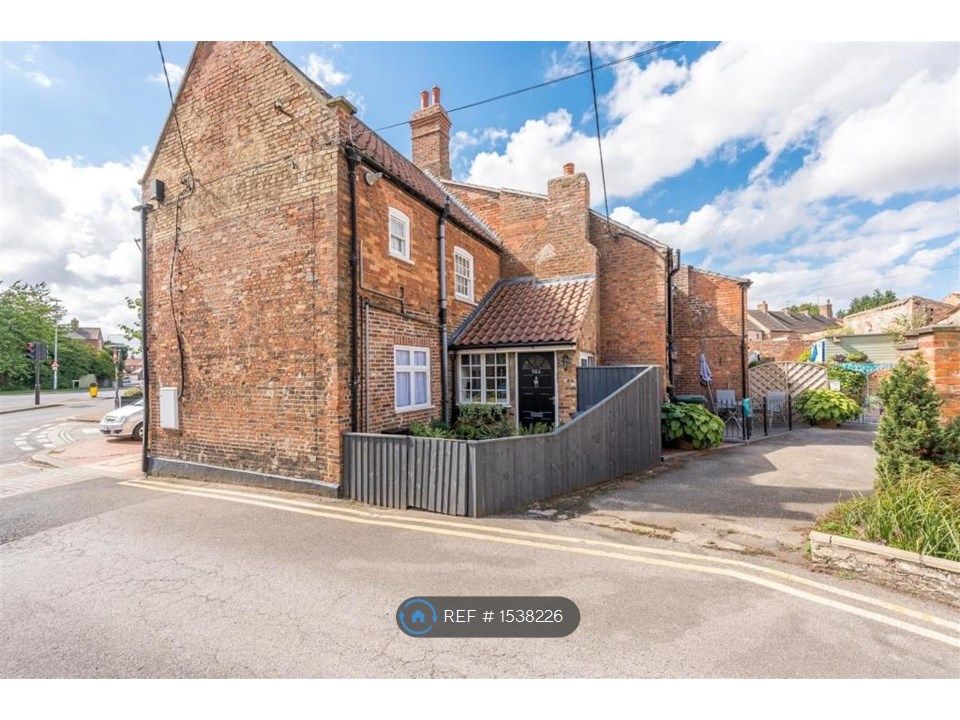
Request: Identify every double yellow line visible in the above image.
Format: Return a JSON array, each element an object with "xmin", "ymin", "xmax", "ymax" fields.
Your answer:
[{"xmin": 119, "ymin": 477, "xmax": 960, "ymax": 649}]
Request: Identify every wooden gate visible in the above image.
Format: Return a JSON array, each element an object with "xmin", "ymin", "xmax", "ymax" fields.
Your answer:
[{"xmin": 749, "ymin": 361, "xmax": 827, "ymax": 400}]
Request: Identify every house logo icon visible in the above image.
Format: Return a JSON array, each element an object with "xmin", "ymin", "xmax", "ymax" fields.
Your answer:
[{"xmin": 397, "ymin": 597, "xmax": 437, "ymax": 637}]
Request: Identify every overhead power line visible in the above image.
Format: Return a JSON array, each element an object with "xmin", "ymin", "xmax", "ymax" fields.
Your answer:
[
  {"xmin": 157, "ymin": 40, "xmax": 195, "ymax": 179},
  {"xmin": 587, "ymin": 41, "xmax": 612, "ymax": 227},
  {"xmin": 373, "ymin": 41, "xmax": 684, "ymax": 132}
]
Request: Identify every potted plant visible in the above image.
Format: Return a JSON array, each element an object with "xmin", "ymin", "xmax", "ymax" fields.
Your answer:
[
  {"xmin": 794, "ymin": 388, "xmax": 860, "ymax": 428},
  {"xmin": 661, "ymin": 402, "xmax": 725, "ymax": 449}
]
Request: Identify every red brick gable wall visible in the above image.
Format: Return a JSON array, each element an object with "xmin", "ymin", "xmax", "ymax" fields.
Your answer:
[
  {"xmin": 672, "ymin": 266, "xmax": 748, "ymax": 399},
  {"xmin": 143, "ymin": 42, "xmax": 345, "ymax": 484},
  {"xmin": 591, "ymin": 214, "xmax": 669, "ymax": 371}
]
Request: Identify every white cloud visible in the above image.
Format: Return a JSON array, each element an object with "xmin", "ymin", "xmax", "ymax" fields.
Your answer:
[
  {"xmin": 0, "ymin": 134, "xmax": 147, "ymax": 336},
  {"xmin": 302, "ymin": 53, "xmax": 348, "ymax": 88},
  {"xmin": 543, "ymin": 41, "xmax": 654, "ymax": 81},
  {"xmin": 148, "ymin": 61, "xmax": 185, "ymax": 88},
  {"xmin": 469, "ymin": 42, "xmax": 958, "ymax": 207},
  {"xmin": 5, "ymin": 61, "xmax": 53, "ymax": 88}
]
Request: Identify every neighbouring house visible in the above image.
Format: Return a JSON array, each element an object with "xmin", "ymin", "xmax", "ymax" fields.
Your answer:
[
  {"xmin": 66, "ymin": 318, "xmax": 104, "ymax": 351},
  {"xmin": 141, "ymin": 41, "xmax": 750, "ymax": 492},
  {"xmin": 840, "ymin": 295, "xmax": 954, "ymax": 335},
  {"xmin": 746, "ymin": 300, "xmax": 839, "ymax": 361}
]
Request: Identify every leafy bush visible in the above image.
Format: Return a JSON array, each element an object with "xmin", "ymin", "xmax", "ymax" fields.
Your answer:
[
  {"xmin": 827, "ymin": 366, "xmax": 866, "ymax": 401},
  {"xmin": 846, "ymin": 350, "xmax": 868, "ymax": 362},
  {"xmin": 831, "ymin": 353, "xmax": 847, "ymax": 363},
  {"xmin": 874, "ymin": 355, "xmax": 945, "ymax": 481},
  {"xmin": 121, "ymin": 386, "xmax": 143, "ymax": 398},
  {"xmin": 661, "ymin": 402, "xmax": 725, "ymax": 449},
  {"xmin": 817, "ymin": 465, "xmax": 960, "ymax": 562},
  {"xmin": 797, "ymin": 348, "xmax": 811, "ymax": 363},
  {"xmin": 794, "ymin": 388, "xmax": 860, "ymax": 425},
  {"xmin": 409, "ymin": 405, "xmax": 553, "ymax": 440}
]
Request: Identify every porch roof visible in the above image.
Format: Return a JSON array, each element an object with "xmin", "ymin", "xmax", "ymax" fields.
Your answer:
[{"xmin": 451, "ymin": 274, "xmax": 595, "ymax": 350}]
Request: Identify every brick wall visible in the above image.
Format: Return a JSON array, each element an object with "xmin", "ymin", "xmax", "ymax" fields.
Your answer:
[
  {"xmin": 143, "ymin": 42, "xmax": 345, "ymax": 484},
  {"xmin": 843, "ymin": 297, "xmax": 952, "ymax": 334},
  {"xmin": 352, "ymin": 172, "xmax": 499, "ymax": 431},
  {"xmin": 672, "ymin": 266, "xmax": 747, "ymax": 399},
  {"xmin": 410, "ymin": 88, "xmax": 451, "ymax": 180},
  {"xmin": 915, "ymin": 327, "xmax": 960, "ymax": 421},
  {"xmin": 749, "ymin": 333, "xmax": 808, "ymax": 362},
  {"xmin": 537, "ymin": 168, "xmax": 597, "ymax": 279}
]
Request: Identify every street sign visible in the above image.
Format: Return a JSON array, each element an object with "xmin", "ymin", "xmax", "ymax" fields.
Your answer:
[{"xmin": 51, "ymin": 361, "xmax": 59, "ymax": 370}]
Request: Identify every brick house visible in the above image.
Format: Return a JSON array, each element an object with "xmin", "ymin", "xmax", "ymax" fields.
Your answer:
[
  {"xmin": 66, "ymin": 318, "xmax": 104, "ymax": 351},
  {"xmin": 747, "ymin": 300, "xmax": 840, "ymax": 361},
  {"xmin": 140, "ymin": 42, "xmax": 749, "ymax": 492}
]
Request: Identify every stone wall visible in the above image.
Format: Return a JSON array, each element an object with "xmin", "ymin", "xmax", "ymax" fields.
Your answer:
[{"xmin": 810, "ymin": 531, "xmax": 960, "ymax": 608}]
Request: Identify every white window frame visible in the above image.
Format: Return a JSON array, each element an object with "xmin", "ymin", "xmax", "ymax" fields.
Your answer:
[
  {"xmin": 388, "ymin": 208, "xmax": 412, "ymax": 263},
  {"xmin": 579, "ymin": 352, "xmax": 596, "ymax": 367},
  {"xmin": 453, "ymin": 247, "xmax": 475, "ymax": 303},
  {"xmin": 458, "ymin": 352, "xmax": 510, "ymax": 406},
  {"xmin": 394, "ymin": 345, "xmax": 431, "ymax": 412}
]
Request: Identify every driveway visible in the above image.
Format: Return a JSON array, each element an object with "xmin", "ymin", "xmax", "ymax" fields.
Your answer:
[{"xmin": 545, "ymin": 427, "xmax": 877, "ymax": 561}]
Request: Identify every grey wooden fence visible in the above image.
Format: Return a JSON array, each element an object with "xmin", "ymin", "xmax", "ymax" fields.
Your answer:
[
  {"xmin": 342, "ymin": 366, "xmax": 662, "ymax": 517},
  {"xmin": 577, "ymin": 365, "xmax": 649, "ymax": 412}
]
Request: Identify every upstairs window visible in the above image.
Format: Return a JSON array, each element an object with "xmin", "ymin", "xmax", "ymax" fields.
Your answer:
[
  {"xmin": 388, "ymin": 208, "xmax": 411, "ymax": 262},
  {"xmin": 395, "ymin": 346, "xmax": 430, "ymax": 412},
  {"xmin": 454, "ymin": 248, "xmax": 475, "ymax": 303}
]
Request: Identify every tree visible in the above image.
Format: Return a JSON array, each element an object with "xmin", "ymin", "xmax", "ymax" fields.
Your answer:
[
  {"xmin": 786, "ymin": 302, "xmax": 820, "ymax": 315},
  {"xmin": 119, "ymin": 295, "xmax": 142, "ymax": 347},
  {"xmin": 839, "ymin": 289, "xmax": 897, "ymax": 318},
  {"xmin": 874, "ymin": 355, "xmax": 943, "ymax": 483}
]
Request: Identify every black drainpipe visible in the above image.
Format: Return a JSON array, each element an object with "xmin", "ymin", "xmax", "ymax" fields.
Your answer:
[
  {"xmin": 347, "ymin": 147, "xmax": 361, "ymax": 432},
  {"xmin": 137, "ymin": 203, "xmax": 151, "ymax": 473},
  {"xmin": 437, "ymin": 199, "xmax": 451, "ymax": 425},
  {"xmin": 666, "ymin": 248, "xmax": 681, "ymax": 396}
]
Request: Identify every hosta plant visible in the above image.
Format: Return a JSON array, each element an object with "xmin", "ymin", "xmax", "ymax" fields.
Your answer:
[
  {"xmin": 661, "ymin": 402, "xmax": 725, "ymax": 449},
  {"xmin": 795, "ymin": 388, "xmax": 860, "ymax": 426}
]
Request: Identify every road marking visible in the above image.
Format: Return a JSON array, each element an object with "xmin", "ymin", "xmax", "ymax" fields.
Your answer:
[
  {"xmin": 126, "ymin": 477, "xmax": 960, "ymax": 633},
  {"xmin": 120, "ymin": 478, "xmax": 960, "ymax": 648}
]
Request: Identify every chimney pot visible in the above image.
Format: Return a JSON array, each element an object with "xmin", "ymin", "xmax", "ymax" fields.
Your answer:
[
  {"xmin": 563, "ymin": 162, "xmax": 575, "ymax": 175},
  {"xmin": 432, "ymin": 86, "xmax": 441, "ymax": 105},
  {"xmin": 819, "ymin": 299, "xmax": 833, "ymax": 318},
  {"xmin": 757, "ymin": 301, "xmax": 769, "ymax": 313},
  {"xmin": 419, "ymin": 90, "xmax": 429, "ymax": 109}
]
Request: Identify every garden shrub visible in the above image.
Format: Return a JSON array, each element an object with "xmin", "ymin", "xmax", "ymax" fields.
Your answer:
[
  {"xmin": 827, "ymin": 366, "xmax": 866, "ymax": 401},
  {"xmin": 874, "ymin": 355, "xmax": 944, "ymax": 482},
  {"xmin": 794, "ymin": 388, "xmax": 860, "ymax": 425},
  {"xmin": 661, "ymin": 402, "xmax": 725, "ymax": 449},
  {"xmin": 121, "ymin": 386, "xmax": 143, "ymax": 398},
  {"xmin": 816, "ymin": 464, "xmax": 960, "ymax": 562},
  {"xmin": 831, "ymin": 353, "xmax": 847, "ymax": 363},
  {"xmin": 409, "ymin": 419, "xmax": 455, "ymax": 439},
  {"xmin": 846, "ymin": 350, "xmax": 868, "ymax": 362},
  {"xmin": 797, "ymin": 348, "xmax": 811, "ymax": 362},
  {"xmin": 409, "ymin": 405, "xmax": 553, "ymax": 441}
]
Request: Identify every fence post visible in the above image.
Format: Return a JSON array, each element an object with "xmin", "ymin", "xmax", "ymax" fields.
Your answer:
[
  {"xmin": 763, "ymin": 396, "xmax": 768, "ymax": 437},
  {"xmin": 787, "ymin": 394, "xmax": 793, "ymax": 431}
]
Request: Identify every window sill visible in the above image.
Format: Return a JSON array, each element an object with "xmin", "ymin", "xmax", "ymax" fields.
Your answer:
[
  {"xmin": 454, "ymin": 295, "xmax": 477, "ymax": 306},
  {"xmin": 389, "ymin": 251, "xmax": 414, "ymax": 265},
  {"xmin": 395, "ymin": 404, "xmax": 433, "ymax": 414}
]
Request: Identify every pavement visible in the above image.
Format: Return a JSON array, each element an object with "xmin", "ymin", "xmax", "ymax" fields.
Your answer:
[
  {"xmin": 532, "ymin": 427, "xmax": 878, "ymax": 562},
  {"xmin": 1, "ymin": 458, "xmax": 958, "ymax": 678}
]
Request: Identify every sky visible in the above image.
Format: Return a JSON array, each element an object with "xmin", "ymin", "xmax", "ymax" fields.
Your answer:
[{"xmin": 1, "ymin": 40, "xmax": 958, "ymax": 340}]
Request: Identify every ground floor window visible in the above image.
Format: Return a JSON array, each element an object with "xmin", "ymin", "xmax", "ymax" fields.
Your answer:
[
  {"xmin": 579, "ymin": 352, "xmax": 596, "ymax": 367},
  {"xmin": 395, "ymin": 345, "xmax": 430, "ymax": 411},
  {"xmin": 459, "ymin": 352, "xmax": 509, "ymax": 405}
]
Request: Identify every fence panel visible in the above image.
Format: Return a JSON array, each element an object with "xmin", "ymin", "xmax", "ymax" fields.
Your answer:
[
  {"xmin": 343, "ymin": 366, "xmax": 662, "ymax": 518},
  {"xmin": 577, "ymin": 365, "xmax": 648, "ymax": 412}
]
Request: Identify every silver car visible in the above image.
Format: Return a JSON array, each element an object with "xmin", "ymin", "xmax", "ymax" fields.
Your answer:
[{"xmin": 99, "ymin": 399, "xmax": 144, "ymax": 440}]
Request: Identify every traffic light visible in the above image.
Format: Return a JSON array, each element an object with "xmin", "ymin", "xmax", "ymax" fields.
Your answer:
[{"xmin": 25, "ymin": 342, "xmax": 48, "ymax": 361}]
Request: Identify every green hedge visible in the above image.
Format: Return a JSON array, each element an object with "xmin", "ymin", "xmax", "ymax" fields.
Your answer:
[{"xmin": 661, "ymin": 402, "xmax": 725, "ymax": 449}]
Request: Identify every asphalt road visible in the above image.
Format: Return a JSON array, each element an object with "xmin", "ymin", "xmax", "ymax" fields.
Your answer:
[
  {"xmin": 0, "ymin": 399, "xmax": 114, "ymax": 464},
  {"xmin": 1, "ymin": 472, "xmax": 957, "ymax": 678}
]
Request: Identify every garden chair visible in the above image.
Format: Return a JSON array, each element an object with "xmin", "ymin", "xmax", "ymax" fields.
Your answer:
[
  {"xmin": 766, "ymin": 390, "xmax": 789, "ymax": 430},
  {"xmin": 715, "ymin": 389, "xmax": 744, "ymax": 440}
]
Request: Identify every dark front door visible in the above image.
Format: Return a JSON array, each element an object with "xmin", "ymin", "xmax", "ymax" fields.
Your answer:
[{"xmin": 518, "ymin": 352, "xmax": 555, "ymax": 427}]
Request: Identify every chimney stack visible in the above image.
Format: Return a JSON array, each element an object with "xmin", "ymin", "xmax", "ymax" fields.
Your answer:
[
  {"xmin": 410, "ymin": 86, "xmax": 452, "ymax": 179},
  {"xmin": 757, "ymin": 301, "xmax": 769, "ymax": 313},
  {"xmin": 819, "ymin": 299, "xmax": 833, "ymax": 318},
  {"xmin": 536, "ymin": 163, "xmax": 595, "ymax": 278}
]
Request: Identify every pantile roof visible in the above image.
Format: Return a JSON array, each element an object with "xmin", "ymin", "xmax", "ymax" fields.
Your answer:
[{"xmin": 452, "ymin": 275, "xmax": 595, "ymax": 349}]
